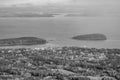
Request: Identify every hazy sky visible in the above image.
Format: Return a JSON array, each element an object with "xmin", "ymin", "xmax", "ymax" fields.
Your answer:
[{"xmin": 0, "ymin": 0, "xmax": 120, "ymax": 7}]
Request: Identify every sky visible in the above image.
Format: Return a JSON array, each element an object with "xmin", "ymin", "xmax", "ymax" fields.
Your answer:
[
  {"xmin": 0, "ymin": 0, "xmax": 70, "ymax": 6},
  {"xmin": 0, "ymin": 0, "xmax": 120, "ymax": 7}
]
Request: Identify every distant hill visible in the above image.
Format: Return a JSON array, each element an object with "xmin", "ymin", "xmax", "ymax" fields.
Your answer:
[
  {"xmin": 0, "ymin": 12, "xmax": 55, "ymax": 17},
  {"xmin": 72, "ymin": 33, "xmax": 107, "ymax": 41},
  {"xmin": 0, "ymin": 37, "xmax": 47, "ymax": 46}
]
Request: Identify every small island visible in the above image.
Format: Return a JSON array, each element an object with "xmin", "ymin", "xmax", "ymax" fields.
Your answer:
[
  {"xmin": 72, "ymin": 33, "xmax": 107, "ymax": 41},
  {"xmin": 0, "ymin": 37, "xmax": 47, "ymax": 46},
  {"xmin": 65, "ymin": 13, "xmax": 83, "ymax": 17}
]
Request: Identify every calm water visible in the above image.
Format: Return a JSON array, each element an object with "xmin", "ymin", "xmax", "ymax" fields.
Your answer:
[{"xmin": 0, "ymin": 16, "xmax": 120, "ymax": 48}]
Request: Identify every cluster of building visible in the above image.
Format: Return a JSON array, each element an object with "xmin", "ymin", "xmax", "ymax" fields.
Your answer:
[{"xmin": 0, "ymin": 47, "xmax": 120, "ymax": 80}]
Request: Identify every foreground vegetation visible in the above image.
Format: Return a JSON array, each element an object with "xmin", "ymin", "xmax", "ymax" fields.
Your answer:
[{"xmin": 0, "ymin": 47, "xmax": 120, "ymax": 80}]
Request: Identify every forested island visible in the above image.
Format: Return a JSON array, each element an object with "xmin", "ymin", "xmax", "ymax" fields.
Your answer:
[
  {"xmin": 0, "ymin": 37, "xmax": 47, "ymax": 46},
  {"xmin": 72, "ymin": 33, "xmax": 107, "ymax": 41}
]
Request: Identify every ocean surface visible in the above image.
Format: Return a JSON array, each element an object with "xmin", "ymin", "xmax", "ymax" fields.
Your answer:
[{"xmin": 0, "ymin": 16, "xmax": 120, "ymax": 48}]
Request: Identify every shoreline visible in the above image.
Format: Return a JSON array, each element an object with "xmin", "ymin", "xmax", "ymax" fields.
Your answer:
[
  {"xmin": 0, "ymin": 43, "xmax": 120, "ymax": 50},
  {"xmin": 0, "ymin": 43, "xmax": 63, "ymax": 49}
]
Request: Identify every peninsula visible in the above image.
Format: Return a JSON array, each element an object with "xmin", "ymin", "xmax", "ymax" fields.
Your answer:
[
  {"xmin": 0, "ymin": 37, "xmax": 47, "ymax": 46},
  {"xmin": 72, "ymin": 33, "xmax": 107, "ymax": 41}
]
